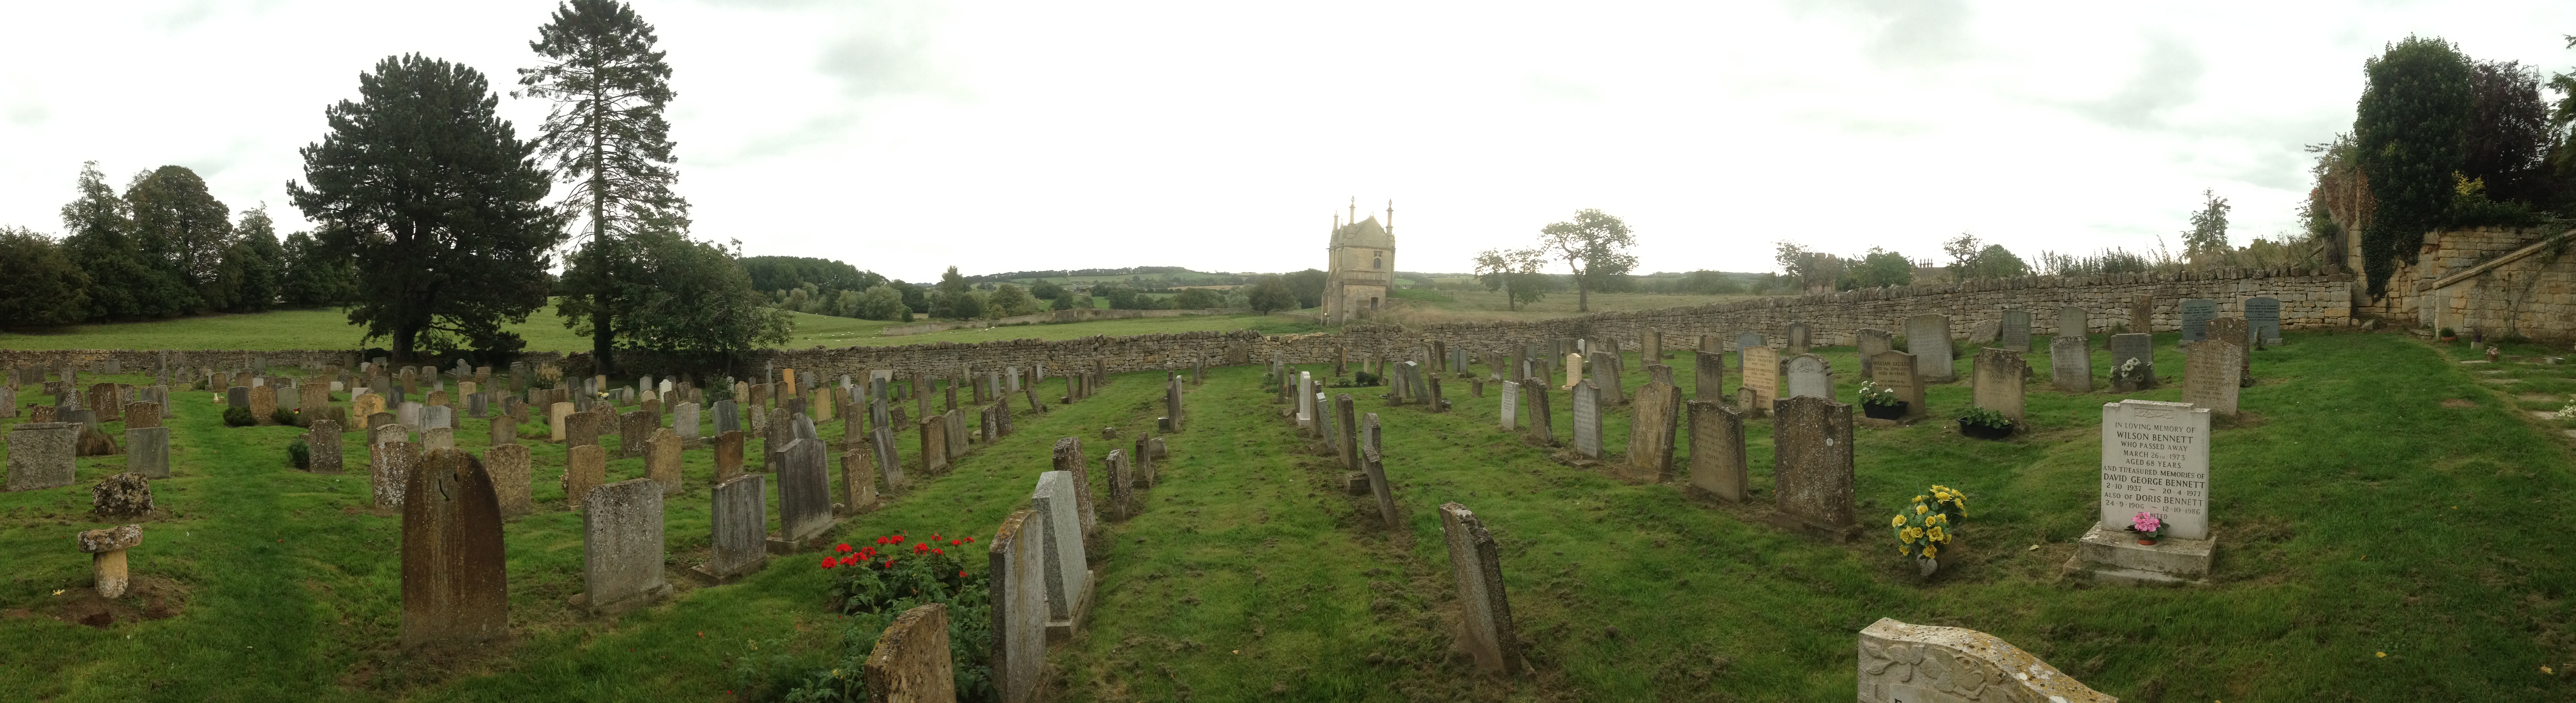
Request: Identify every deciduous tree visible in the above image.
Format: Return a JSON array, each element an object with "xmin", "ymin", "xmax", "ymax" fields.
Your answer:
[
  {"xmin": 2355, "ymin": 36, "xmax": 2472, "ymax": 298},
  {"xmin": 1539, "ymin": 209, "xmax": 1636, "ymax": 312}
]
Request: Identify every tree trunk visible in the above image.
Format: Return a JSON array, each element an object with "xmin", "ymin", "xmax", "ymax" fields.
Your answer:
[
  {"xmin": 587, "ymin": 98, "xmax": 614, "ymax": 377},
  {"xmin": 1573, "ymin": 262, "xmax": 1590, "ymax": 312}
]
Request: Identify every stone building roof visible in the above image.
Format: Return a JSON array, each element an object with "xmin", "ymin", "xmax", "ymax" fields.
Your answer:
[{"xmin": 1332, "ymin": 216, "xmax": 1394, "ymax": 249}]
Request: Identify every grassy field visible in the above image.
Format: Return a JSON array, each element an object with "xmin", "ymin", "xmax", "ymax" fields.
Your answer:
[
  {"xmin": 1365, "ymin": 289, "xmax": 1764, "ymax": 325},
  {"xmin": 0, "ymin": 308, "xmax": 1325, "ymax": 352},
  {"xmin": 5, "ymin": 330, "xmax": 2573, "ymax": 700}
]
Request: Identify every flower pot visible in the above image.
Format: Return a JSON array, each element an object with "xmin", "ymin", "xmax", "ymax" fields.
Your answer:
[
  {"xmin": 1957, "ymin": 418, "xmax": 2014, "ymax": 440},
  {"xmin": 1862, "ymin": 401, "xmax": 1908, "ymax": 420},
  {"xmin": 1917, "ymin": 557, "xmax": 1939, "ymax": 577},
  {"xmin": 2136, "ymin": 538, "xmax": 2158, "ymax": 546}
]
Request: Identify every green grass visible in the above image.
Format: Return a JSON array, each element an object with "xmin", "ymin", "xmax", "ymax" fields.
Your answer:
[
  {"xmin": 0, "ymin": 307, "xmax": 1319, "ymax": 352},
  {"xmin": 7, "ymin": 331, "xmax": 2575, "ymax": 700}
]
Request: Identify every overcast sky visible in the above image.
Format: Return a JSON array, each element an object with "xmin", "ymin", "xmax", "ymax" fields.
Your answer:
[{"xmin": 5, "ymin": 1, "xmax": 2574, "ymax": 281}]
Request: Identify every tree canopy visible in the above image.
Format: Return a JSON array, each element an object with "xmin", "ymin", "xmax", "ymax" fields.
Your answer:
[
  {"xmin": 2355, "ymin": 36, "xmax": 2474, "ymax": 298},
  {"xmin": 520, "ymin": 0, "xmax": 682, "ymax": 372},
  {"xmin": 1539, "ymin": 209, "xmax": 1637, "ymax": 312}
]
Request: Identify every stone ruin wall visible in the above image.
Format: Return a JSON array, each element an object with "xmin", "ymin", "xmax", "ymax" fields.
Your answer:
[
  {"xmin": 0, "ymin": 349, "xmax": 571, "ymax": 376},
  {"xmin": 4, "ymin": 269, "xmax": 2353, "ymax": 381},
  {"xmin": 2357, "ymin": 225, "xmax": 2576, "ymax": 341}
]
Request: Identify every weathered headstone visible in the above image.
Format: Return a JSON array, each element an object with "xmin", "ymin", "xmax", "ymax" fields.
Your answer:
[
  {"xmin": 1769, "ymin": 396, "xmax": 1856, "ymax": 539},
  {"xmin": 1570, "ymin": 381, "xmax": 1603, "ymax": 459},
  {"xmin": 1104, "ymin": 449, "xmax": 1136, "ymax": 521},
  {"xmin": 2108, "ymin": 333, "xmax": 2156, "ymax": 392},
  {"xmin": 1783, "ymin": 353, "xmax": 1830, "ymax": 400},
  {"xmin": 1693, "ymin": 350, "xmax": 1725, "ymax": 403},
  {"xmin": 2245, "ymin": 296, "xmax": 2282, "ymax": 345},
  {"xmin": 307, "ymin": 420, "xmax": 345, "ymax": 473},
  {"xmin": 989, "ymin": 509, "xmax": 1047, "ymax": 703},
  {"xmin": 372, "ymin": 441, "xmax": 419, "ymax": 508},
  {"xmin": 872, "ymin": 426, "xmax": 904, "ymax": 490},
  {"xmin": 1857, "ymin": 619, "xmax": 2115, "ymax": 702},
  {"xmin": 1362, "ymin": 444, "xmax": 1400, "ymax": 529},
  {"xmin": 1903, "ymin": 314, "xmax": 1955, "ymax": 382},
  {"xmin": 2057, "ymin": 305, "xmax": 2089, "ymax": 341},
  {"xmin": 396, "ymin": 401, "xmax": 422, "ymax": 429},
  {"xmin": 1497, "ymin": 378, "xmax": 1520, "ymax": 431},
  {"xmin": 618, "ymin": 411, "xmax": 654, "ymax": 459},
  {"xmin": 565, "ymin": 445, "xmax": 607, "ymax": 511},
  {"xmin": 399, "ymin": 449, "xmax": 508, "ymax": 648},
  {"xmin": 839, "ymin": 446, "xmax": 878, "ymax": 514},
  {"xmin": 123, "ymin": 426, "xmax": 168, "ymax": 478},
  {"xmin": 579, "ymin": 478, "xmax": 671, "ymax": 614},
  {"xmin": 1738, "ymin": 345, "xmax": 1779, "ymax": 415},
  {"xmin": 2184, "ymin": 337, "xmax": 2242, "ymax": 416},
  {"xmin": 2178, "ymin": 298, "xmax": 2216, "ymax": 346},
  {"xmin": 1866, "ymin": 350, "xmax": 1924, "ymax": 422},
  {"xmin": 646, "ymin": 428, "xmax": 683, "ymax": 496},
  {"xmin": 1625, "ymin": 381, "xmax": 1681, "ymax": 482},
  {"xmin": 1032, "ymin": 470, "xmax": 1092, "ymax": 636},
  {"xmin": 485, "ymin": 444, "xmax": 533, "ymax": 518},
  {"xmin": 123, "ymin": 401, "xmax": 161, "ymax": 429},
  {"xmin": 775, "ymin": 439, "xmax": 834, "ymax": 550},
  {"xmin": 863, "ymin": 603, "xmax": 957, "ymax": 702},
  {"xmin": 1854, "ymin": 328, "xmax": 1891, "ymax": 377},
  {"xmin": 1437, "ymin": 503, "xmax": 1522, "ymax": 676},
  {"xmin": 1686, "ymin": 401, "xmax": 1746, "ymax": 501},
  {"xmin": 695, "ymin": 474, "xmax": 768, "ymax": 583},
  {"xmin": 1784, "ymin": 322, "xmax": 1811, "ymax": 355},
  {"xmin": 1519, "ymin": 379, "xmax": 1554, "ymax": 446},
  {"xmin": 1731, "ymin": 332, "xmax": 1764, "ymax": 375},
  {"xmin": 2050, "ymin": 335, "xmax": 2093, "ymax": 393},
  {"xmin": 2129, "ymin": 294, "xmax": 2154, "ymax": 334},
  {"xmin": 2000, "ymin": 308, "xmax": 2031, "ymax": 352},
  {"xmin": 1970, "ymin": 348, "xmax": 2027, "ymax": 425},
  {"xmin": 6, "ymin": 423, "xmax": 77, "ymax": 491}
]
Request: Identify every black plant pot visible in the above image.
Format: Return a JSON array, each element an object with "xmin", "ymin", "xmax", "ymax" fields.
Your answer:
[
  {"xmin": 1957, "ymin": 418, "xmax": 2014, "ymax": 440},
  {"xmin": 1862, "ymin": 401, "xmax": 1908, "ymax": 420}
]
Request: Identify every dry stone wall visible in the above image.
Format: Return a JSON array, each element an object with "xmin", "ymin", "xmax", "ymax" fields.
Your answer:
[{"xmin": 2369, "ymin": 225, "xmax": 2576, "ymax": 341}]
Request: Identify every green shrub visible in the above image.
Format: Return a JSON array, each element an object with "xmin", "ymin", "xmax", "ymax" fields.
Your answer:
[
  {"xmin": 223, "ymin": 406, "xmax": 256, "ymax": 427},
  {"xmin": 272, "ymin": 408, "xmax": 299, "ymax": 426},
  {"xmin": 1958, "ymin": 406, "xmax": 2011, "ymax": 429},
  {"xmin": 739, "ymin": 531, "xmax": 995, "ymax": 702},
  {"xmin": 287, "ymin": 439, "xmax": 311, "ymax": 470}
]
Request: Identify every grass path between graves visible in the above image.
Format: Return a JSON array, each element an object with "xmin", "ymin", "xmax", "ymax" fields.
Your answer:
[{"xmin": 8, "ymin": 330, "xmax": 2576, "ymax": 700}]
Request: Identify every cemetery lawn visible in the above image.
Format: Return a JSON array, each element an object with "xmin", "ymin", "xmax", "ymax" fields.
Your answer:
[
  {"xmin": 3, "ymin": 329, "xmax": 2574, "ymax": 700},
  {"xmin": 0, "ymin": 307, "xmax": 1318, "ymax": 352}
]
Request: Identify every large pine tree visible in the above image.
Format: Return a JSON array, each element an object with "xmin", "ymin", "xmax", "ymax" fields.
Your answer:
[{"xmin": 518, "ymin": 0, "xmax": 683, "ymax": 375}]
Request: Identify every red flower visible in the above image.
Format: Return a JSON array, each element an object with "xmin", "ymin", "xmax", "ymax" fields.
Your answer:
[
  {"xmin": 949, "ymin": 539, "xmax": 961, "ymax": 546},
  {"xmin": 819, "ymin": 557, "xmax": 837, "ymax": 569},
  {"xmin": 883, "ymin": 559, "xmax": 896, "ymax": 568},
  {"xmin": 875, "ymin": 536, "xmax": 889, "ymax": 545},
  {"xmin": 964, "ymin": 537, "xmax": 976, "ymax": 543},
  {"xmin": 957, "ymin": 570, "xmax": 967, "ymax": 578},
  {"xmin": 914, "ymin": 543, "xmax": 929, "ymax": 553},
  {"xmin": 931, "ymin": 533, "xmax": 942, "ymax": 541},
  {"xmin": 839, "ymin": 555, "xmax": 859, "ymax": 566},
  {"xmin": 836, "ymin": 543, "xmax": 853, "ymax": 553},
  {"xmin": 932, "ymin": 548, "xmax": 943, "ymax": 555}
]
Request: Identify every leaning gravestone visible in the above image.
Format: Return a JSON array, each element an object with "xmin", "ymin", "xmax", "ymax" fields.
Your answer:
[
  {"xmin": 2051, "ymin": 335, "xmax": 2093, "ymax": 392},
  {"xmin": 2183, "ymin": 337, "xmax": 2242, "ymax": 416},
  {"xmin": 2178, "ymin": 298, "xmax": 2216, "ymax": 346},
  {"xmin": 695, "ymin": 474, "xmax": 767, "ymax": 583},
  {"xmin": 1858, "ymin": 619, "xmax": 2114, "ymax": 702},
  {"xmin": 1686, "ymin": 400, "xmax": 1746, "ymax": 501},
  {"xmin": 2000, "ymin": 308, "xmax": 2031, "ymax": 352},
  {"xmin": 1437, "ymin": 503, "xmax": 1521, "ymax": 676},
  {"xmin": 579, "ymin": 478, "xmax": 671, "ymax": 614},
  {"xmin": 7, "ymin": 423, "xmax": 78, "ymax": 491},
  {"xmin": 2245, "ymin": 296, "xmax": 2282, "ymax": 345},
  {"xmin": 1854, "ymin": 328, "xmax": 1891, "ymax": 376},
  {"xmin": 1769, "ymin": 396, "xmax": 1857, "ymax": 539},
  {"xmin": 1032, "ymin": 470, "xmax": 1092, "ymax": 635},
  {"xmin": 1783, "ymin": 354, "xmax": 1830, "ymax": 400},
  {"xmin": 126, "ymin": 426, "xmax": 170, "ymax": 479},
  {"xmin": 2108, "ymin": 333, "xmax": 2156, "ymax": 392},
  {"xmin": 1362, "ymin": 444, "xmax": 1400, "ymax": 529},
  {"xmin": 1970, "ymin": 348, "xmax": 2027, "ymax": 424},
  {"xmin": 399, "ymin": 449, "xmax": 508, "ymax": 648},
  {"xmin": 485, "ymin": 444, "xmax": 533, "ymax": 518},
  {"xmin": 1570, "ymin": 381, "xmax": 1603, "ymax": 460},
  {"xmin": 306, "ymin": 420, "xmax": 344, "ymax": 474},
  {"xmin": 1738, "ymin": 346, "xmax": 1779, "ymax": 416},
  {"xmin": 1520, "ymin": 379, "xmax": 1554, "ymax": 446},
  {"xmin": 988, "ymin": 508, "xmax": 1047, "ymax": 703},
  {"xmin": 373, "ymin": 441, "xmax": 419, "ymax": 508},
  {"xmin": 1625, "ymin": 381, "xmax": 1681, "ymax": 483},
  {"xmin": 1903, "ymin": 314, "xmax": 1955, "ymax": 382}
]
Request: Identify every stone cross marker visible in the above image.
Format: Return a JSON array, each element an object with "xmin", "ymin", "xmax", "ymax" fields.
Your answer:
[
  {"xmin": 988, "ymin": 510, "xmax": 1047, "ymax": 703},
  {"xmin": 1686, "ymin": 400, "xmax": 1746, "ymax": 501},
  {"xmin": 697, "ymin": 474, "xmax": 768, "ymax": 583},
  {"xmin": 2183, "ymin": 336, "xmax": 2242, "ymax": 416},
  {"xmin": 2000, "ymin": 308, "xmax": 2031, "ymax": 352},
  {"xmin": 1625, "ymin": 381, "xmax": 1681, "ymax": 483},
  {"xmin": 6, "ymin": 422, "xmax": 78, "ymax": 492},
  {"xmin": 1693, "ymin": 351, "xmax": 1725, "ymax": 403},
  {"xmin": 580, "ymin": 478, "xmax": 672, "ymax": 614},
  {"xmin": 2109, "ymin": 333, "xmax": 2156, "ymax": 392},
  {"xmin": 1032, "ymin": 470, "xmax": 1093, "ymax": 631},
  {"xmin": 1770, "ymin": 396, "xmax": 1857, "ymax": 538},
  {"xmin": 399, "ymin": 448, "xmax": 508, "ymax": 648},
  {"xmin": 2100, "ymin": 399, "xmax": 2211, "ymax": 540},
  {"xmin": 1854, "ymin": 328, "xmax": 1891, "ymax": 377},
  {"xmin": 1570, "ymin": 381, "xmax": 1604, "ymax": 459},
  {"xmin": 1438, "ymin": 503, "xmax": 1522, "ymax": 676},
  {"xmin": 486, "ymin": 444, "xmax": 533, "ymax": 518},
  {"xmin": 2057, "ymin": 305, "xmax": 2089, "ymax": 341},
  {"xmin": 1738, "ymin": 346, "xmax": 1779, "ymax": 415},
  {"xmin": 2178, "ymin": 298, "xmax": 2216, "ymax": 345},
  {"xmin": 1784, "ymin": 354, "xmax": 1830, "ymax": 400},
  {"xmin": 1784, "ymin": 322, "xmax": 1811, "ymax": 355},
  {"xmin": 1970, "ymin": 348, "xmax": 2028, "ymax": 424},
  {"xmin": 2051, "ymin": 335, "xmax": 2094, "ymax": 393},
  {"xmin": 2245, "ymin": 296, "xmax": 2282, "ymax": 344},
  {"xmin": 1867, "ymin": 350, "xmax": 1923, "ymax": 420},
  {"xmin": 1904, "ymin": 314, "xmax": 1955, "ymax": 383}
]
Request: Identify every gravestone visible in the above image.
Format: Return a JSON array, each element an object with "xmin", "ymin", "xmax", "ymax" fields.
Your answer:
[
  {"xmin": 695, "ymin": 474, "xmax": 768, "ymax": 583},
  {"xmin": 1646, "ymin": 363, "xmax": 1672, "ymax": 385},
  {"xmin": 396, "ymin": 401, "xmax": 422, "ymax": 429},
  {"xmin": 307, "ymin": 420, "xmax": 344, "ymax": 474},
  {"xmin": 1519, "ymin": 379, "xmax": 1554, "ymax": 446},
  {"xmin": 1732, "ymin": 332, "xmax": 1764, "ymax": 375},
  {"xmin": 2129, "ymin": 294, "xmax": 2153, "ymax": 334},
  {"xmin": 489, "ymin": 406, "xmax": 517, "ymax": 447},
  {"xmin": 399, "ymin": 449, "xmax": 508, "ymax": 648},
  {"xmin": 6, "ymin": 423, "xmax": 77, "ymax": 491},
  {"xmin": 1437, "ymin": 503, "xmax": 1521, "ymax": 676},
  {"xmin": 775, "ymin": 439, "xmax": 835, "ymax": 550},
  {"xmin": 1854, "ymin": 328, "xmax": 1891, "ymax": 377},
  {"xmin": 565, "ymin": 409, "xmax": 604, "ymax": 449},
  {"xmin": 1625, "ymin": 381, "xmax": 1682, "ymax": 483},
  {"xmin": 2245, "ymin": 296, "xmax": 2282, "ymax": 344},
  {"xmin": 1965, "ymin": 319, "xmax": 2000, "ymax": 346},
  {"xmin": 1362, "ymin": 444, "xmax": 1400, "ymax": 529},
  {"xmin": 2108, "ymin": 333, "xmax": 2156, "ymax": 392},
  {"xmin": 1050, "ymin": 437, "xmax": 1099, "ymax": 538},
  {"xmin": 713, "ymin": 430, "xmax": 745, "ymax": 483},
  {"xmin": 579, "ymin": 478, "xmax": 671, "ymax": 614},
  {"xmin": 2184, "ymin": 337, "xmax": 2242, "ymax": 416},
  {"xmin": 619, "ymin": 411, "xmax": 656, "ymax": 459},
  {"xmin": 713, "ymin": 399, "xmax": 739, "ymax": 435},
  {"xmin": 986, "ymin": 509, "xmax": 1045, "ymax": 703},
  {"xmin": 2099, "ymin": 399, "xmax": 2212, "ymax": 537},
  {"xmin": 1693, "ymin": 351, "xmax": 1725, "ymax": 403},
  {"xmin": 124, "ymin": 401, "xmax": 161, "ymax": 429},
  {"xmin": 1032, "ymin": 470, "xmax": 1093, "ymax": 635},
  {"xmin": 1104, "ymin": 450, "xmax": 1136, "ymax": 521},
  {"xmin": 2000, "ymin": 308, "xmax": 2031, "ymax": 352},
  {"xmin": 1570, "ymin": 381, "xmax": 1603, "ymax": 459},
  {"xmin": 1904, "ymin": 314, "xmax": 1955, "ymax": 382},
  {"xmin": 88, "ymin": 384, "xmax": 121, "ymax": 421},
  {"xmin": 485, "ymin": 444, "xmax": 533, "ymax": 518},
  {"xmin": 647, "ymin": 429, "xmax": 683, "ymax": 496},
  {"xmin": 420, "ymin": 406, "xmax": 451, "ymax": 432},
  {"xmin": 2208, "ymin": 316, "xmax": 2253, "ymax": 387},
  {"xmin": 1784, "ymin": 322, "xmax": 1811, "ymax": 355},
  {"xmin": 372, "ymin": 441, "xmax": 419, "ymax": 508},
  {"xmin": 2178, "ymin": 298, "xmax": 2216, "ymax": 345},
  {"xmin": 944, "ymin": 408, "xmax": 966, "ymax": 459},
  {"xmin": 872, "ymin": 426, "xmax": 904, "ymax": 490},
  {"xmin": 1783, "ymin": 354, "xmax": 1830, "ymax": 400},
  {"xmin": 1497, "ymin": 378, "xmax": 1520, "ymax": 431},
  {"xmin": 421, "ymin": 427, "xmax": 455, "ymax": 451},
  {"xmin": 1769, "ymin": 396, "xmax": 1857, "ymax": 539},
  {"xmin": 1970, "ymin": 348, "xmax": 2028, "ymax": 424},
  {"xmin": 1686, "ymin": 401, "xmax": 1746, "ymax": 501},
  {"xmin": 565, "ymin": 445, "xmax": 607, "ymax": 511},
  {"xmin": 2057, "ymin": 305, "xmax": 2089, "ymax": 341},
  {"xmin": 1738, "ymin": 346, "xmax": 1779, "ymax": 416},
  {"xmin": 840, "ymin": 446, "xmax": 879, "ymax": 514},
  {"xmin": 228, "ymin": 386, "xmax": 251, "ymax": 411},
  {"xmin": 861, "ymin": 603, "xmax": 958, "ymax": 702},
  {"xmin": 1857, "ymin": 619, "xmax": 2115, "ymax": 702},
  {"xmin": 2051, "ymin": 335, "xmax": 2094, "ymax": 393},
  {"xmin": 125, "ymin": 427, "xmax": 170, "ymax": 479}
]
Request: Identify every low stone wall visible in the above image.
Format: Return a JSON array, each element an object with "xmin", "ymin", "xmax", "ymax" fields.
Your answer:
[
  {"xmin": 6, "ymin": 269, "xmax": 2349, "ymax": 382},
  {"xmin": 2360, "ymin": 224, "xmax": 2576, "ymax": 341},
  {"xmin": 0, "ymin": 349, "xmax": 571, "ymax": 379},
  {"xmin": 879, "ymin": 308, "xmax": 1250, "ymax": 337}
]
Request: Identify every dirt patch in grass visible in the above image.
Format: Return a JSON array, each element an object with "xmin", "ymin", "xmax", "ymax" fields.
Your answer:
[
  {"xmin": 53, "ymin": 574, "xmax": 189, "ymax": 628},
  {"xmin": 2442, "ymin": 398, "xmax": 2478, "ymax": 408}
]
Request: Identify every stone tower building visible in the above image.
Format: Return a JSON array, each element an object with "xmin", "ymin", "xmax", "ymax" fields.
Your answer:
[{"xmin": 1324, "ymin": 198, "xmax": 1396, "ymax": 325}]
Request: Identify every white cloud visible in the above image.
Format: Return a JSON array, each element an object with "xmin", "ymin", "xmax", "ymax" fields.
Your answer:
[{"xmin": 2, "ymin": 0, "xmax": 2573, "ymax": 282}]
